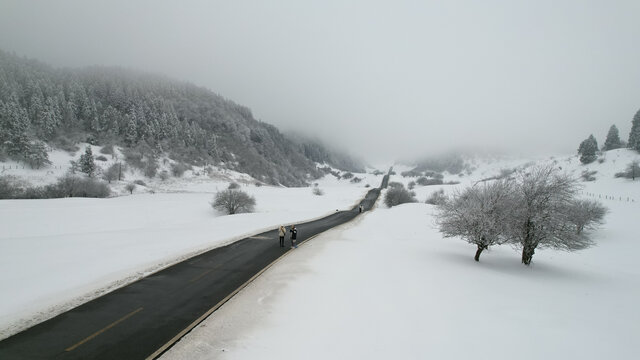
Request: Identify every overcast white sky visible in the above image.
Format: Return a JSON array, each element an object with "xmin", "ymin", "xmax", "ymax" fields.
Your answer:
[{"xmin": 1, "ymin": 0, "xmax": 639, "ymax": 161}]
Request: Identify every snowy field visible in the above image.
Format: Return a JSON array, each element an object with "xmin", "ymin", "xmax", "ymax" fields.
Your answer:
[
  {"xmin": 2, "ymin": 148, "xmax": 639, "ymax": 359},
  {"xmin": 0, "ymin": 147, "xmax": 382, "ymax": 340},
  {"xmin": 161, "ymin": 149, "xmax": 640, "ymax": 360}
]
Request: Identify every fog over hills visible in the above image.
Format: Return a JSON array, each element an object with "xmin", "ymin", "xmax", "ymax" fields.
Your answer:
[{"xmin": 0, "ymin": 50, "xmax": 363, "ymax": 186}]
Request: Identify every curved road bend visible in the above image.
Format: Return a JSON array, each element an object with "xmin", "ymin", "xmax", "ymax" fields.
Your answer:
[{"xmin": 0, "ymin": 173, "xmax": 390, "ymax": 360}]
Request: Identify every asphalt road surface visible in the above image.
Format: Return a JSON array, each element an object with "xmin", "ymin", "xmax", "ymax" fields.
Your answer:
[{"xmin": 0, "ymin": 174, "xmax": 388, "ymax": 360}]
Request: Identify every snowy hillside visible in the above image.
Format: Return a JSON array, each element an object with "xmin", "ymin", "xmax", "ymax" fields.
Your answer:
[
  {"xmin": 160, "ymin": 149, "xmax": 640, "ymax": 360},
  {"xmin": 0, "ymin": 153, "xmax": 383, "ymax": 340}
]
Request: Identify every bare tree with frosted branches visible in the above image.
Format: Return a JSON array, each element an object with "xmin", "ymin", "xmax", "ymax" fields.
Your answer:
[{"xmin": 436, "ymin": 179, "xmax": 515, "ymax": 261}]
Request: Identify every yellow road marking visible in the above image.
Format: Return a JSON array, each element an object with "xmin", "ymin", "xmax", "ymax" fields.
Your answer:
[{"xmin": 65, "ymin": 307, "xmax": 144, "ymax": 352}]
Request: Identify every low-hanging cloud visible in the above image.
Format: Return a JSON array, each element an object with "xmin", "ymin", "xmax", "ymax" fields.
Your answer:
[{"xmin": 1, "ymin": 0, "xmax": 639, "ymax": 162}]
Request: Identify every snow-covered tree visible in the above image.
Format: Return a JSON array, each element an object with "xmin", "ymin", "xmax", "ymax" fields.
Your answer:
[
  {"xmin": 212, "ymin": 189, "xmax": 256, "ymax": 214},
  {"xmin": 578, "ymin": 134, "xmax": 598, "ymax": 164},
  {"xmin": 436, "ymin": 180, "xmax": 515, "ymax": 261},
  {"xmin": 629, "ymin": 109, "xmax": 640, "ymax": 151},
  {"xmin": 124, "ymin": 115, "xmax": 137, "ymax": 147},
  {"xmin": 125, "ymin": 183, "xmax": 136, "ymax": 194},
  {"xmin": 623, "ymin": 160, "xmax": 640, "ymax": 180},
  {"xmin": 507, "ymin": 165, "xmax": 592, "ymax": 265},
  {"xmin": 562, "ymin": 199, "xmax": 607, "ymax": 235},
  {"xmin": 103, "ymin": 163, "xmax": 124, "ymax": 183},
  {"xmin": 79, "ymin": 146, "xmax": 96, "ymax": 177},
  {"xmin": 603, "ymin": 125, "xmax": 622, "ymax": 151},
  {"xmin": 25, "ymin": 141, "xmax": 51, "ymax": 169}
]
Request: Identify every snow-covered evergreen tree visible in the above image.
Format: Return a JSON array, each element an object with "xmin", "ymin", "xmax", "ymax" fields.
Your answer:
[
  {"xmin": 124, "ymin": 115, "xmax": 137, "ymax": 147},
  {"xmin": 25, "ymin": 140, "xmax": 51, "ymax": 169},
  {"xmin": 578, "ymin": 134, "xmax": 598, "ymax": 164},
  {"xmin": 603, "ymin": 125, "xmax": 622, "ymax": 151},
  {"xmin": 79, "ymin": 146, "xmax": 96, "ymax": 177},
  {"xmin": 629, "ymin": 109, "xmax": 640, "ymax": 151}
]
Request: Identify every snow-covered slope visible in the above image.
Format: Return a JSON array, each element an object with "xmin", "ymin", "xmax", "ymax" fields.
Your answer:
[{"xmin": 160, "ymin": 149, "xmax": 640, "ymax": 360}]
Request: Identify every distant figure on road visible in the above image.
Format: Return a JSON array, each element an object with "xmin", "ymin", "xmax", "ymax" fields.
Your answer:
[
  {"xmin": 289, "ymin": 225, "xmax": 298, "ymax": 248},
  {"xmin": 278, "ymin": 225, "xmax": 286, "ymax": 248},
  {"xmin": 359, "ymin": 205, "xmax": 363, "ymax": 213}
]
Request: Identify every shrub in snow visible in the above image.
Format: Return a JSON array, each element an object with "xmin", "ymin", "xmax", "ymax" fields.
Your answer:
[
  {"xmin": 423, "ymin": 171, "xmax": 444, "ymax": 180},
  {"xmin": 159, "ymin": 170, "xmax": 170, "ymax": 181},
  {"xmin": 134, "ymin": 180, "xmax": 146, "ymax": 186},
  {"xmin": 0, "ymin": 175, "xmax": 23, "ymax": 199},
  {"xmin": 342, "ymin": 172, "xmax": 354, "ymax": 179},
  {"xmin": 417, "ymin": 177, "xmax": 443, "ymax": 186},
  {"xmin": 312, "ymin": 187, "xmax": 324, "ymax": 196},
  {"xmin": 425, "ymin": 189, "xmax": 447, "ymax": 206},
  {"xmin": 49, "ymin": 175, "xmax": 110, "ymax": 198},
  {"xmin": 212, "ymin": 189, "xmax": 256, "ymax": 215},
  {"xmin": 384, "ymin": 187, "xmax": 416, "ymax": 207},
  {"xmin": 228, "ymin": 182, "xmax": 240, "ymax": 190},
  {"xmin": 614, "ymin": 160, "xmax": 640, "ymax": 180},
  {"xmin": 408, "ymin": 181, "xmax": 416, "ymax": 190},
  {"xmin": 171, "ymin": 162, "xmax": 190, "ymax": 177},
  {"xmin": 401, "ymin": 169, "xmax": 422, "ymax": 177},
  {"xmin": 100, "ymin": 144, "xmax": 114, "ymax": 155},
  {"xmin": 388, "ymin": 181, "xmax": 404, "ymax": 189},
  {"xmin": 436, "ymin": 180, "xmax": 515, "ymax": 261},
  {"xmin": 350, "ymin": 177, "xmax": 362, "ymax": 183},
  {"xmin": 563, "ymin": 199, "xmax": 607, "ymax": 235},
  {"xmin": 95, "ymin": 155, "xmax": 108, "ymax": 162},
  {"xmin": 103, "ymin": 163, "xmax": 124, "ymax": 183},
  {"xmin": 125, "ymin": 183, "xmax": 136, "ymax": 194},
  {"xmin": 581, "ymin": 170, "xmax": 597, "ymax": 182}
]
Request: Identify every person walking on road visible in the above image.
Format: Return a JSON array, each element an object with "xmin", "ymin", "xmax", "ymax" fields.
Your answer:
[
  {"xmin": 278, "ymin": 225, "xmax": 286, "ymax": 248},
  {"xmin": 289, "ymin": 225, "xmax": 298, "ymax": 248},
  {"xmin": 359, "ymin": 204, "xmax": 363, "ymax": 213}
]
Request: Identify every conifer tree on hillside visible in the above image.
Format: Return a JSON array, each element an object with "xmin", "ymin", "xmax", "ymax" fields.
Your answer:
[
  {"xmin": 578, "ymin": 134, "xmax": 598, "ymax": 164},
  {"xmin": 79, "ymin": 146, "xmax": 96, "ymax": 177},
  {"xmin": 629, "ymin": 109, "xmax": 640, "ymax": 152},
  {"xmin": 603, "ymin": 124, "xmax": 622, "ymax": 151},
  {"xmin": 0, "ymin": 49, "xmax": 363, "ymax": 186}
]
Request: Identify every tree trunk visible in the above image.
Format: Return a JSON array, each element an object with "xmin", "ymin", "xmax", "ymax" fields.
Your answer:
[
  {"xmin": 522, "ymin": 219, "xmax": 536, "ymax": 265},
  {"xmin": 474, "ymin": 244, "xmax": 486, "ymax": 262},
  {"xmin": 521, "ymin": 245, "xmax": 535, "ymax": 265}
]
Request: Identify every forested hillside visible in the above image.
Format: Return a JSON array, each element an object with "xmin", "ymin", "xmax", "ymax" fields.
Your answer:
[{"xmin": 0, "ymin": 50, "xmax": 362, "ymax": 186}]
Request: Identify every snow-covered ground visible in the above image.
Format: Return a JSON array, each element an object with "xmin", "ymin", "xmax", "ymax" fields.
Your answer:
[
  {"xmin": 0, "ymin": 146, "xmax": 383, "ymax": 340},
  {"xmin": 2, "ymin": 148, "xmax": 639, "ymax": 359},
  {"xmin": 160, "ymin": 149, "xmax": 640, "ymax": 360}
]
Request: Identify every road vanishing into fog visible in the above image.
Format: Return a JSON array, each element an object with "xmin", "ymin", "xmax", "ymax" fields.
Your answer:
[{"xmin": 0, "ymin": 171, "xmax": 390, "ymax": 360}]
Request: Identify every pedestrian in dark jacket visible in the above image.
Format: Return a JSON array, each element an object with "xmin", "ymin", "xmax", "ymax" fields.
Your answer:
[
  {"xmin": 278, "ymin": 225, "xmax": 286, "ymax": 247},
  {"xmin": 289, "ymin": 225, "xmax": 298, "ymax": 248}
]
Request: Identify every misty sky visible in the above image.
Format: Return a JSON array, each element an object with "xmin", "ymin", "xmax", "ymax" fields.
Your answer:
[{"xmin": 1, "ymin": 0, "xmax": 639, "ymax": 162}]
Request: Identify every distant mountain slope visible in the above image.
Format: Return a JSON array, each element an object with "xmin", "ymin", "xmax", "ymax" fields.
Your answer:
[{"xmin": 0, "ymin": 49, "xmax": 362, "ymax": 186}]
